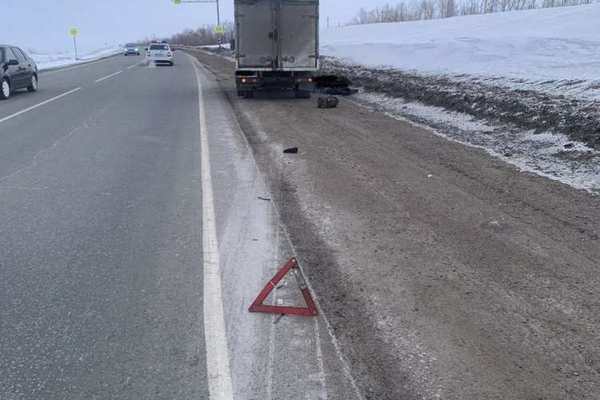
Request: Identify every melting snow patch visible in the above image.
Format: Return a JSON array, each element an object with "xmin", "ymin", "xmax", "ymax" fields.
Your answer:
[
  {"xmin": 355, "ymin": 92, "xmax": 600, "ymax": 195},
  {"xmin": 32, "ymin": 47, "xmax": 122, "ymax": 71},
  {"xmin": 359, "ymin": 92, "xmax": 495, "ymax": 133}
]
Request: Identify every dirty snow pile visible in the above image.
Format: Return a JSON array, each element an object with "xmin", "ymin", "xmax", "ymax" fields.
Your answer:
[
  {"xmin": 31, "ymin": 47, "xmax": 122, "ymax": 71},
  {"xmin": 321, "ymin": 3, "xmax": 600, "ymax": 100}
]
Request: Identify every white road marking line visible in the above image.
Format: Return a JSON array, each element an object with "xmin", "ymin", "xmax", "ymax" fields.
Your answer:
[
  {"xmin": 191, "ymin": 57, "xmax": 234, "ymax": 399},
  {"xmin": 197, "ymin": 50, "xmax": 364, "ymax": 397},
  {"xmin": 94, "ymin": 70, "xmax": 122, "ymax": 83},
  {"xmin": 189, "ymin": 52, "xmax": 361, "ymax": 399},
  {"xmin": 0, "ymin": 87, "xmax": 81, "ymax": 124},
  {"xmin": 127, "ymin": 63, "xmax": 138, "ymax": 70}
]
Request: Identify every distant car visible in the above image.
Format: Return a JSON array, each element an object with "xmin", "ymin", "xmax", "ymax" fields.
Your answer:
[
  {"xmin": 0, "ymin": 45, "xmax": 38, "ymax": 100},
  {"xmin": 146, "ymin": 43, "xmax": 174, "ymax": 66},
  {"xmin": 124, "ymin": 43, "xmax": 140, "ymax": 56}
]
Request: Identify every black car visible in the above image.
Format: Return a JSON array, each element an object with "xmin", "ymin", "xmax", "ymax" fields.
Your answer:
[{"xmin": 1, "ymin": 45, "xmax": 38, "ymax": 100}]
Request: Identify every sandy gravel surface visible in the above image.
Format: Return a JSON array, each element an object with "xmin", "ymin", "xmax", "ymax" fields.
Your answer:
[{"xmin": 188, "ymin": 49, "xmax": 600, "ymax": 400}]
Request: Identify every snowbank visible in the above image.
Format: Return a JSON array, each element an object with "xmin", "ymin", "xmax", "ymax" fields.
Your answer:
[
  {"xmin": 201, "ymin": 43, "xmax": 231, "ymax": 50},
  {"xmin": 31, "ymin": 47, "xmax": 122, "ymax": 71},
  {"xmin": 321, "ymin": 4, "xmax": 600, "ymax": 99}
]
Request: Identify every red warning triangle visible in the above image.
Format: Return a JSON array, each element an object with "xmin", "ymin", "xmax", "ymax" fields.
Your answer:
[{"xmin": 248, "ymin": 257, "xmax": 318, "ymax": 316}]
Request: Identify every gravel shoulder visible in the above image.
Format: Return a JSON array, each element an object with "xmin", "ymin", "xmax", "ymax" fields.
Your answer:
[{"xmin": 188, "ymin": 49, "xmax": 600, "ymax": 400}]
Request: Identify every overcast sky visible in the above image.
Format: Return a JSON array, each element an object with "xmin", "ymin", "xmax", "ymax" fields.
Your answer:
[{"xmin": 6, "ymin": 0, "xmax": 391, "ymax": 54}]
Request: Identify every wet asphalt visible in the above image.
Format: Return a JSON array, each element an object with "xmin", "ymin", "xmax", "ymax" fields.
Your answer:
[{"xmin": 0, "ymin": 54, "xmax": 210, "ymax": 399}]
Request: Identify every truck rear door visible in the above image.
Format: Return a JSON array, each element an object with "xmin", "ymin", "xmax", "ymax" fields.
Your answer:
[
  {"xmin": 236, "ymin": 0, "xmax": 275, "ymax": 68},
  {"xmin": 277, "ymin": 0, "xmax": 318, "ymax": 70}
]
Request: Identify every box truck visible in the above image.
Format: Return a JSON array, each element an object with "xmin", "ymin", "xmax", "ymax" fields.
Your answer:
[{"xmin": 234, "ymin": 0, "xmax": 319, "ymax": 98}]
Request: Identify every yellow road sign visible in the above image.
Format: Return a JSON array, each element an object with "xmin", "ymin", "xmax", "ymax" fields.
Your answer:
[{"xmin": 69, "ymin": 27, "xmax": 80, "ymax": 37}]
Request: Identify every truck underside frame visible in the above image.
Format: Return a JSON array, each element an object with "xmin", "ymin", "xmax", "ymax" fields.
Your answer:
[{"xmin": 235, "ymin": 70, "xmax": 313, "ymax": 98}]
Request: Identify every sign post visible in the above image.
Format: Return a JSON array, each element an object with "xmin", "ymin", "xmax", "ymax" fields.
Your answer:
[
  {"xmin": 69, "ymin": 27, "xmax": 80, "ymax": 60},
  {"xmin": 213, "ymin": 24, "xmax": 225, "ymax": 48},
  {"xmin": 213, "ymin": 25, "xmax": 225, "ymax": 36}
]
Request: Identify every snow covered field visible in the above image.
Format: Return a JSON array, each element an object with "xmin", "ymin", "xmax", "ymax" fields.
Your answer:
[
  {"xmin": 31, "ymin": 47, "xmax": 122, "ymax": 71},
  {"xmin": 320, "ymin": 5, "xmax": 600, "ymax": 194},
  {"xmin": 321, "ymin": 4, "xmax": 600, "ymax": 100}
]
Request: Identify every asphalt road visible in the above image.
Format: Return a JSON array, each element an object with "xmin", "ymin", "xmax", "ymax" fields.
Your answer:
[
  {"xmin": 0, "ymin": 53, "xmax": 358, "ymax": 400},
  {"xmin": 0, "ymin": 54, "xmax": 212, "ymax": 399}
]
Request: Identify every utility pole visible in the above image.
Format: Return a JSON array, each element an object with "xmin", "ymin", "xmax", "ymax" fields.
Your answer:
[{"xmin": 215, "ymin": 0, "xmax": 222, "ymax": 46}]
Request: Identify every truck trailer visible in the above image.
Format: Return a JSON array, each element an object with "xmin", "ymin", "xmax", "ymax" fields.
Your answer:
[{"xmin": 234, "ymin": 0, "xmax": 319, "ymax": 98}]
